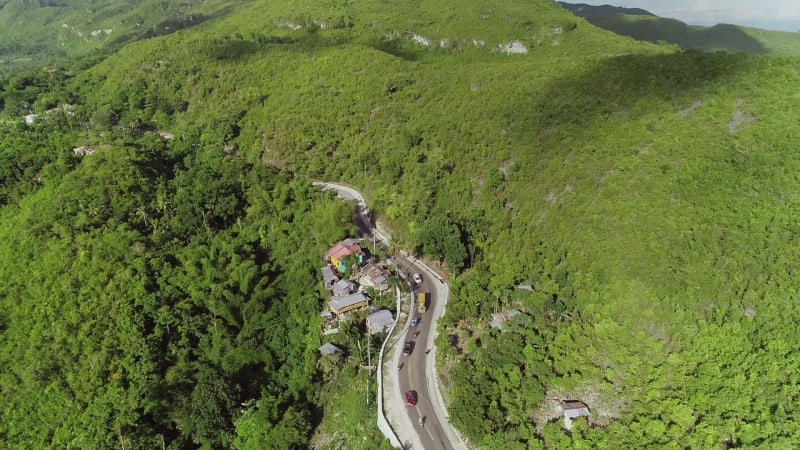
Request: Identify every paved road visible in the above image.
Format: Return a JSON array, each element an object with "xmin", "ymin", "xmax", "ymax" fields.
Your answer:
[
  {"xmin": 315, "ymin": 182, "xmax": 468, "ymax": 450},
  {"xmin": 396, "ymin": 267, "xmax": 453, "ymax": 449}
]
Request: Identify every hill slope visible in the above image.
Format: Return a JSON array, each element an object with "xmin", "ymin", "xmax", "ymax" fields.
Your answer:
[
  {"xmin": 0, "ymin": 0, "xmax": 249, "ymax": 74},
  {"xmin": 560, "ymin": 2, "xmax": 800, "ymax": 55},
  {"xmin": 4, "ymin": 0, "xmax": 800, "ymax": 448}
]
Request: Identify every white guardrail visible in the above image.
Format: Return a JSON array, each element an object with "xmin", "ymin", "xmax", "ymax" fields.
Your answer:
[{"xmin": 376, "ymin": 287, "xmax": 403, "ymax": 448}]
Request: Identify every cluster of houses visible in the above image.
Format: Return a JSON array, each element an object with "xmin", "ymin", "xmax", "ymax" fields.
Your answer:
[
  {"xmin": 316, "ymin": 241, "xmax": 593, "ymax": 430},
  {"xmin": 21, "ymin": 105, "xmax": 178, "ymax": 160},
  {"xmin": 318, "ymin": 238, "xmax": 395, "ymax": 357},
  {"xmin": 23, "ymin": 103, "xmax": 76, "ymax": 125}
]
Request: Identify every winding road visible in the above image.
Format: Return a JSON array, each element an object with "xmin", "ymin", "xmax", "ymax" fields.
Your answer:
[{"xmin": 315, "ymin": 182, "xmax": 468, "ymax": 450}]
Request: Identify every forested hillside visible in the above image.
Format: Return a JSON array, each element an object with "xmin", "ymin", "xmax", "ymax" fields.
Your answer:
[
  {"xmin": 3, "ymin": 0, "xmax": 800, "ymax": 448},
  {"xmin": 0, "ymin": 73, "xmax": 379, "ymax": 447},
  {"xmin": 0, "ymin": 0, "xmax": 249, "ymax": 75}
]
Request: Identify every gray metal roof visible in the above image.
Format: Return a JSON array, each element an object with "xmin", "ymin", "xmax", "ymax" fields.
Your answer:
[
  {"xmin": 366, "ymin": 309, "xmax": 394, "ymax": 333},
  {"xmin": 319, "ymin": 343, "xmax": 344, "ymax": 356},
  {"xmin": 328, "ymin": 292, "xmax": 370, "ymax": 313},
  {"xmin": 331, "ymin": 278, "xmax": 356, "ymax": 296}
]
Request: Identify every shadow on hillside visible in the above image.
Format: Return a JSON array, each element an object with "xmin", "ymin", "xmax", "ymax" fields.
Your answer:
[
  {"xmin": 498, "ymin": 50, "xmax": 754, "ymax": 145},
  {"xmin": 106, "ymin": 6, "xmax": 237, "ymax": 49},
  {"xmin": 574, "ymin": 13, "xmax": 769, "ymax": 54},
  {"xmin": 206, "ymin": 37, "xmax": 263, "ymax": 60},
  {"xmin": 365, "ymin": 37, "xmax": 419, "ymax": 61},
  {"xmin": 198, "ymin": 31, "xmax": 357, "ymax": 62}
]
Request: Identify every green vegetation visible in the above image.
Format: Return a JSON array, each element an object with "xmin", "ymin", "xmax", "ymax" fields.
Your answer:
[
  {"xmin": 561, "ymin": 2, "xmax": 800, "ymax": 55},
  {"xmin": 0, "ymin": 0, "xmax": 249, "ymax": 75},
  {"xmin": 4, "ymin": 0, "xmax": 800, "ymax": 448},
  {"xmin": 0, "ymin": 73, "xmax": 389, "ymax": 447}
]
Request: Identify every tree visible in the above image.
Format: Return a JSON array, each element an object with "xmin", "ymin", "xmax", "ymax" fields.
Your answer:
[{"xmin": 417, "ymin": 212, "xmax": 468, "ymax": 273}]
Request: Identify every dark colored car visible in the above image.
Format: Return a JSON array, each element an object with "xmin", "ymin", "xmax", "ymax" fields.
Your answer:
[
  {"xmin": 405, "ymin": 390, "xmax": 418, "ymax": 406},
  {"xmin": 403, "ymin": 340, "xmax": 415, "ymax": 356},
  {"xmin": 411, "ymin": 317, "xmax": 421, "ymax": 327}
]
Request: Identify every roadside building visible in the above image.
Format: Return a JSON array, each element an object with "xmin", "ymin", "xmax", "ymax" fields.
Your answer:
[
  {"xmin": 560, "ymin": 401, "xmax": 590, "ymax": 431},
  {"xmin": 328, "ymin": 292, "xmax": 370, "ymax": 315},
  {"xmin": 359, "ymin": 262, "xmax": 391, "ymax": 291},
  {"xmin": 366, "ymin": 309, "xmax": 394, "ymax": 334}
]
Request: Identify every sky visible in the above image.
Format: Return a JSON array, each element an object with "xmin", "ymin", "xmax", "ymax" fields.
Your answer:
[{"xmin": 580, "ymin": 1, "xmax": 800, "ymax": 32}]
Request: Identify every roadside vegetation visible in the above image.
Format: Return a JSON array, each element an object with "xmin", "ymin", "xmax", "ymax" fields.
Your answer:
[{"xmin": 3, "ymin": 0, "xmax": 800, "ymax": 448}]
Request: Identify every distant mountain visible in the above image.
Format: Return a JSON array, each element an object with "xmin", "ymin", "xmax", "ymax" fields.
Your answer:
[
  {"xmin": 559, "ymin": 2, "xmax": 655, "ymax": 18},
  {"xmin": 560, "ymin": 1, "xmax": 800, "ymax": 55}
]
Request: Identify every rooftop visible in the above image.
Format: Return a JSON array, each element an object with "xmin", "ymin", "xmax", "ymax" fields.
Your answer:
[
  {"xmin": 326, "ymin": 242, "xmax": 362, "ymax": 261},
  {"xmin": 331, "ymin": 278, "xmax": 357, "ymax": 296},
  {"xmin": 321, "ymin": 265, "xmax": 339, "ymax": 286},
  {"xmin": 366, "ymin": 309, "xmax": 394, "ymax": 334},
  {"xmin": 329, "ymin": 292, "xmax": 370, "ymax": 313},
  {"xmin": 319, "ymin": 343, "xmax": 345, "ymax": 356},
  {"xmin": 360, "ymin": 262, "xmax": 390, "ymax": 283},
  {"xmin": 488, "ymin": 309, "xmax": 524, "ymax": 330},
  {"xmin": 560, "ymin": 401, "xmax": 589, "ymax": 411}
]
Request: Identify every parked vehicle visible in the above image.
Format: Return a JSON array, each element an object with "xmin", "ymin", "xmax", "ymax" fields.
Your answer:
[
  {"xmin": 403, "ymin": 341, "xmax": 415, "ymax": 356},
  {"xmin": 405, "ymin": 390, "xmax": 418, "ymax": 406},
  {"xmin": 412, "ymin": 273, "xmax": 423, "ymax": 285},
  {"xmin": 417, "ymin": 292, "xmax": 427, "ymax": 314},
  {"xmin": 411, "ymin": 317, "xmax": 421, "ymax": 327}
]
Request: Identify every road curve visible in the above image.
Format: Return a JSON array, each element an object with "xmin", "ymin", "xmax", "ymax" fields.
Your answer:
[{"xmin": 315, "ymin": 182, "xmax": 468, "ymax": 450}]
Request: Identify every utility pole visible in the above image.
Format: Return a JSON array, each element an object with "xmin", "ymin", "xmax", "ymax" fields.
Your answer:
[{"xmin": 366, "ymin": 333, "xmax": 371, "ymax": 405}]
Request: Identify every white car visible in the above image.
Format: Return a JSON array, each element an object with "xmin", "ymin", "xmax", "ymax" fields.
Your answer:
[{"xmin": 412, "ymin": 273, "xmax": 423, "ymax": 285}]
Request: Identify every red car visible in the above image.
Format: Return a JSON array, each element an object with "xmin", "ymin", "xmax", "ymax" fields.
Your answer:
[{"xmin": 405, "ymin": 390, "xmax": 418, "ymax": 406}]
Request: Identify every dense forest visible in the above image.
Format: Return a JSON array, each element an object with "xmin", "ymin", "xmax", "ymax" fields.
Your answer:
[
  {"xmin": 3, "ymin": 0, "xmax": 800, "ymax": 448},
  {"xmin": 0, "ymin": 72, "xmax": 396, "ymax": 448}
]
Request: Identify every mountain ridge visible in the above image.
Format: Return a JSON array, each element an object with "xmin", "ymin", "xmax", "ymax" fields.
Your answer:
[{"xmin": 560, "ymin": 1, "xmax": 800, "ymax": 54}]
